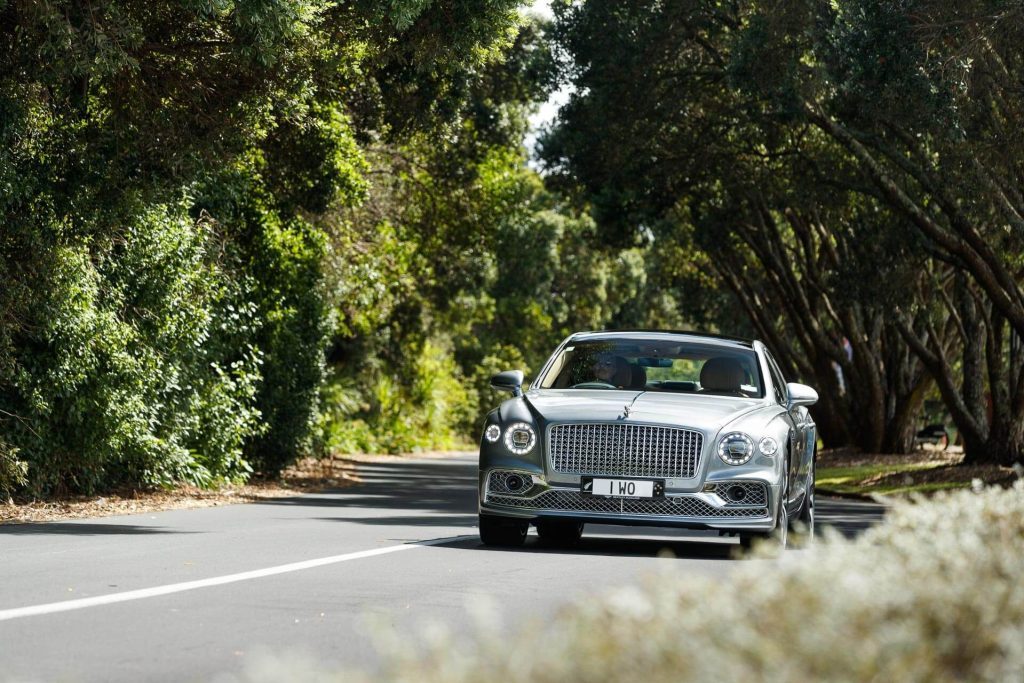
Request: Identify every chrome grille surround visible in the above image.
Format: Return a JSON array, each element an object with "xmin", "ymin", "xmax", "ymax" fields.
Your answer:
[
  {"xmin": 548, "ymin": 422, "xmax": 704, "ymax": 479},
  {"xmin": 712, "ymin": 481, "xmax": 768, "ymax": 506},
  {"xmin": 485, "ymin": 489, "xmax": 768, "ymax": 519},
  {"xmin": 486, "ymin": 469, "xmax": 535, "ymax": 495}
]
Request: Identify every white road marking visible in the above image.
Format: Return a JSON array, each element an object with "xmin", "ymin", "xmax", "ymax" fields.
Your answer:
[{"xmin": 0, "ymin": 535, "xmax": 474, "ymax": 622}]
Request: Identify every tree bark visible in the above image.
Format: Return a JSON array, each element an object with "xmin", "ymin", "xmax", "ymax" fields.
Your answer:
[{"xmin": 702, "ymin": 205, "xmax": 930, "ymax": 453}]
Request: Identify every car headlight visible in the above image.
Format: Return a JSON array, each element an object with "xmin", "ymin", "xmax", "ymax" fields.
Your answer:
[
  {"xmin": 504, "ymin": 423, "xmax": 536, "ymax": 455},
  {"xmin": 758, "ymin": 436, "xmax": 779, "ymax": 456},
  {"xmin": 484, "ymin": 424, "xmax": 501, "ymax": 443},
  {"xmin": 718, "ymin": 432, "xmax": 754, "ymax": 466}
]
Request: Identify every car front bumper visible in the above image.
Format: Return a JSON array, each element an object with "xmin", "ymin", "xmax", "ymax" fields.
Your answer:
[{"xmin": 479, "ymin": 468, "xmax": 779, "ymax": 533}]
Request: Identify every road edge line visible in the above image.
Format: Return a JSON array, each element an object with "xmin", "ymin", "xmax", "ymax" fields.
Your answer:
[{"xmin": 0, "ymin": 535, "xmax": 473, "ymax": 622}]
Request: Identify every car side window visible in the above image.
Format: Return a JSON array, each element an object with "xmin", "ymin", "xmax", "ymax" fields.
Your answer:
[{"xmin": 766, "ymin": 353, "xmax": 788, "ymax": 405}]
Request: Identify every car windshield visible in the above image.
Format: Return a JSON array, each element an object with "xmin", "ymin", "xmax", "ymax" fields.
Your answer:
[{"xmin": 536, "ymin": 337, "xmax": 764, "ymax": 398}]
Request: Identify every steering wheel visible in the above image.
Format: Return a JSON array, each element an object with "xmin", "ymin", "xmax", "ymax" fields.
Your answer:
[{"xmin": 572, "ymin": 381, "xmax": 617, "ymax": 389}]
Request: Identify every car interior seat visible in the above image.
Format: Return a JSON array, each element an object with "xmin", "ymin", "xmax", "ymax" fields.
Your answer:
[
  {"xmin": 699, "ymin": 357, "xmax": 746, "ymax": 395},
  {"xmin": 628, "ymin": 364, "xmax": 647, "ymax": 389}
]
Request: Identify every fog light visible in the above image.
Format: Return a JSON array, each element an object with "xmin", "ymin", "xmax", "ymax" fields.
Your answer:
[
  {"xmin": 726, "ymin": 485, "xmax": 747, "ymax": 502},
  {"xmin": 504, "ymin": 474, "xmax": 526, "ymax": 492}
]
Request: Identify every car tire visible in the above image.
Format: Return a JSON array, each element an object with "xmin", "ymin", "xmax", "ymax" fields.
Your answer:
[
  {"xmin": 536, "ymin": 519, "xmax": 584, "ymax": 546},
  {"xmin": 739, "ymin": 483, "xmax": 789, "ymax": 556},
  {"xmin": 479, "ymin": 515, "xmax": 528, "ymax": 547},
  {"xmin": 790, "ymin": 458, "xmax": 815, "ymax": 547}
]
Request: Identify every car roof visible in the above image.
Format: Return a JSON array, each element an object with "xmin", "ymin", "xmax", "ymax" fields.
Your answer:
[{"xmin": 569, "ymin": 329, "xmax": 755, "ymax": 350}]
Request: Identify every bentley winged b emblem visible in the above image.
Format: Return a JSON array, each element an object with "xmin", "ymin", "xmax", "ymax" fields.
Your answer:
[{"xmin": 622, "ymin": 404, "xmax": 632, "ymax": 418}]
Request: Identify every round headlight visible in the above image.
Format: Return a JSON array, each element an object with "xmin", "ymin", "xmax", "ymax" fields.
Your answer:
[
  {"xmin": 504, "ymin": 423, "xmax": 536, "ymax": 455},
  {"xmin": 758, "ymin": 436, "xmax": 779, "ymax": 456},
  {"xmin": 718, "ymin": 432, "xmax": 754, "ymax": 466},
  {"xmin": 484, "ymin": 424, "xmax": 501, "ymax": 443}
]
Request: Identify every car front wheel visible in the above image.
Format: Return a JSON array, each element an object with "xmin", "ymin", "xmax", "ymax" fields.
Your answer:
[
  {"xmin": 790, "ymin": 459, "xmax": 815, "ymax": 547},
  {"xmin": 479, "ymin": 515, "xmax": 528, "ymax": 547},
  {"xmin": 739, "ymin": 486, "xmax": 789, "ymax": 556},
  {"xmin": 536, "ymin": 519, "xmax": 584, "ymax": 547}
]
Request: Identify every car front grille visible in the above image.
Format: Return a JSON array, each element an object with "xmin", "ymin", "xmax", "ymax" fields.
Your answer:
[
  {"xmin": 485, "ymin": 489, "xmax": 767, "ymax": 519},
  {"xmin": 548, "ymin": 423, "xmax": 703, "ymax": 479}
]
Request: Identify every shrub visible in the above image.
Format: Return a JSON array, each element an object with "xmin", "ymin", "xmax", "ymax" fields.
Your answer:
[
  {"xmin": 0, "ymin": 439, "xmax": 27, "ymax": 499},
  {"xmin": 1, "ymin": 200, "xmax": 263, "ymax": 495},
  {"xmin": 467, "ymin": 344, "xmax": 531, "ymax": 433},
  {"xmin": 321, "ymin": 338, "xmax": 476, "ymax": 455},
  {"xmin": 238, "ymin": 213, "xmax": 331, "ymax": 474}
]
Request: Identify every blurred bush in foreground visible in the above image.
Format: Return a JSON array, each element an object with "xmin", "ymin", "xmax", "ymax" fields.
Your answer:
[{"xmin": 240, "ymin": 483, "xmax": 1024, "ymax": 682}]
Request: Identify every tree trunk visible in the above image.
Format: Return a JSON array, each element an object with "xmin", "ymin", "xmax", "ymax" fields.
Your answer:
[
  {"xmin": 896, "ymin": 276, "xmax": 1024, "ymax": 466},
  {"xmin": 705, "ymin": 208, "xmax": 929, "ymax": 453},
  {"xmin": 881, "ymin": 375, "xmax": 929, "ymax": 454}
]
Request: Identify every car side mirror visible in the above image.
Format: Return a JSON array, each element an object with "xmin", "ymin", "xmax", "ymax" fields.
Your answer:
[
  {"xmin": 491, "ymin": 370, "xmax": 525, "ymax": 397},
  {"xmin": 786, "ymin": 382, "xmax": 818, "ymax": 408}
]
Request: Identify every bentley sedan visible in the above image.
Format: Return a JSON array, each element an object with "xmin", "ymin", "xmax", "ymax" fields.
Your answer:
[{"xmin": 477, "ymin": 331, "xmax": 818, "ymax": 551}]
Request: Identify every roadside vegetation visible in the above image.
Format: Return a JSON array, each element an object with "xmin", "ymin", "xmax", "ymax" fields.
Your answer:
[
  {"xmin": 817, "ymin": 462, "xmax": 963, "ymax": 496},
  {"xmin": 815, "ymin": 448, "xmax": 1021, "ymax": 497},
  {"xmin": 3, "ymin": 0, "xmax": 1023, "ymax": 500}
]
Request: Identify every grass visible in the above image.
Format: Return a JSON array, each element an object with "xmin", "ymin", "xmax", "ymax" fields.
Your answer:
[{"xmin": 816, "ymin": 461, "xmax": 961, "ymax": 496}]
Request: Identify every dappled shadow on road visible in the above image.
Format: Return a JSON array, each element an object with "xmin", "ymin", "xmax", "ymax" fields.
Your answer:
[
  {"xmin": 422, "ymin": 532, "xmax": 738, "ymax": 561},
  {"xmin": 257, "ymin": 458, "xmax": 478, "ymax": 528},
  {"xmin": 313, "ymin": 514, "xmax": 479, "ymax": 528},
  {"xmin": 815, "ymin": 498, "xmax": 888, "ymax": 539},
  {"xmin": 257, "ymin": 456, "xmax": 887, "ymax": 551},
  {"xmin": 0, "ymin": 522, "xmax": 191, "ymax": 536}
]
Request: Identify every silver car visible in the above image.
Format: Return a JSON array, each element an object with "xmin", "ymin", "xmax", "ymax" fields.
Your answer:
[{"xmin": 477, "ymin": 331, "xmax": 818, "ymax": 551}]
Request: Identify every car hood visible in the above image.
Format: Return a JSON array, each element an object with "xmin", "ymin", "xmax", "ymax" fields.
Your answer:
[{"xmin": 524, "ymin": 389, "xmax": 766, "ymax": 434}]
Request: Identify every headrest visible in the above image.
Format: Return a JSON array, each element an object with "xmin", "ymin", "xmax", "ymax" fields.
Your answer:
[
  {"xmin": 610, "ymin": 356, "xmax": 633, "ymax": 388},
  {"xmin": 700, "ymin": 357, "xmax": 745, "ymax": 392}
]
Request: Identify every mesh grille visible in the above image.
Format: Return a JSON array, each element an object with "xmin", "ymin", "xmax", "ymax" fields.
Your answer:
[
  {"xmin": 486, "ymin": 489, "xmax": 767, "ymax": 519},
  {"xmin": 713, "ymin": 481, "xmax": 768, "ymax": 506},
  {"xmin": 487, "ymin": 470, "xmax": 534, "ymax": 495},
  {"xmin": 548, "ymin": 423, "xmax": 703, "ymax": 478}
]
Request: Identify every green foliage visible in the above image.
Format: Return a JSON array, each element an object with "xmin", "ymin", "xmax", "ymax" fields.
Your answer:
[
  {"xmin": 261, "ymin": 104, "xmax": 369, "ymax": 215},
  {"xmin": 540, "ymin": 0, "xmax": 1024, "ymax": 456},
  {"xmin": 241, "ymin": 213, "xmax": 331, "ymax": 473},
  {"xmin": 0, "ymin": 439, "xmax": 28, "ymax": 499},
  {"xmin": 323, "ymin": 338, "xmax": 474, "ymax": 454},
  {"xmin": 0, "ymin": 0, "xmax": 528, "ymax": 495},
  {"xmin": 1, "ymin": 200, "xmax": 263, "ymax": 495},
  {"xmin": 820, "ymin": 0, "xmax": 963, "ymax": 130}
]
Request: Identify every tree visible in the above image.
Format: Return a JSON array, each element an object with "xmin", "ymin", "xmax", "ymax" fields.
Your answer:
[
  {"xmin": 736, "ymin": 0, "xmax": 1024, "ymax": 464},
  {"xmin": 322, "ymin": 17, "xmax": 652, "ymax": 436},
  {"xmin": 542, "ymin": 0, "xmax": 934, "ymax": 452},
  {"xmin": 0, "ymin": 0, "xmax": 525, "ymax": 493}
]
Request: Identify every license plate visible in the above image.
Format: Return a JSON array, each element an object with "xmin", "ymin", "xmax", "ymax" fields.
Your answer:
[{"xmin": 583, "ymin": 477, "xmax": 664, "ymax": 498}]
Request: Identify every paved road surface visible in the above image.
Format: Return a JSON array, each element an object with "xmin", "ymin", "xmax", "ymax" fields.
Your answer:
[{"xmin": 0, "ymin": 453, "xmax": 885, "ymax": 682}]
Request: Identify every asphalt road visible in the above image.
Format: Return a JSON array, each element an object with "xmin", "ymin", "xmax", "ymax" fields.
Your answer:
[{"xmin": 0, "ymin": 453, "xmax": 886, "ymax": 682}]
